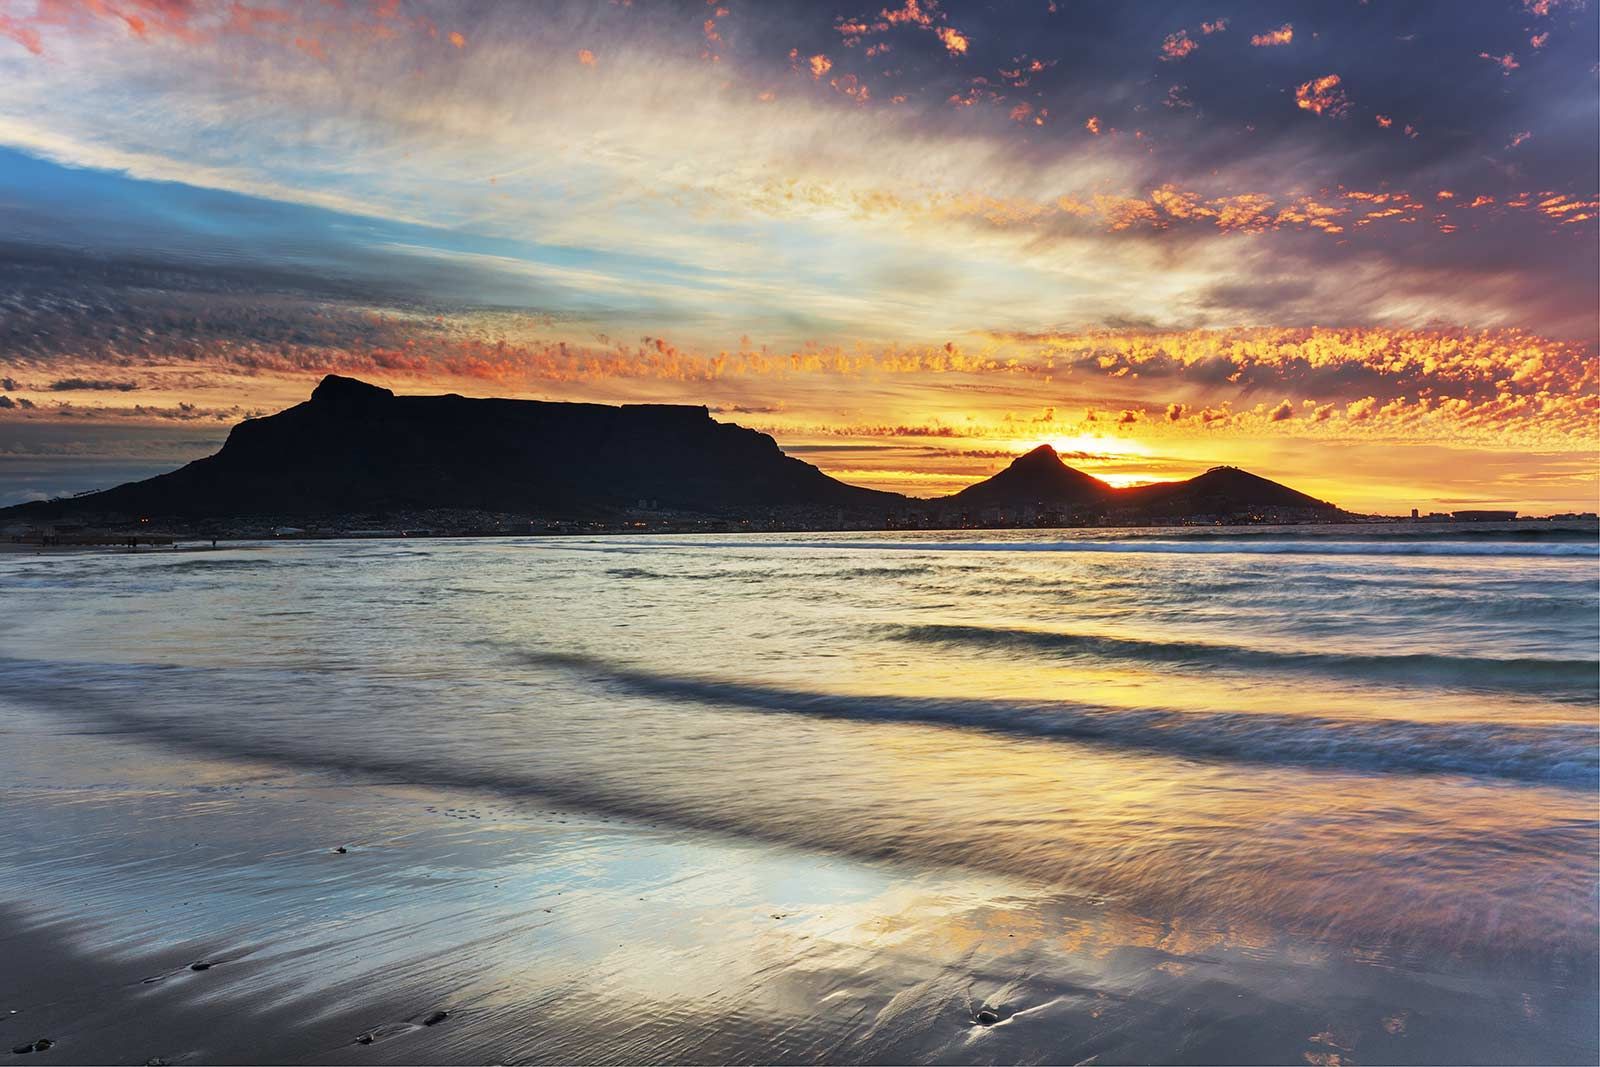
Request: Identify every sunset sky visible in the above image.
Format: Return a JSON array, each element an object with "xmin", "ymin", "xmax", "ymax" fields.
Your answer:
[{"xmin": 0, "ymin": 0, "xmax": 1595, "ymax": 512}]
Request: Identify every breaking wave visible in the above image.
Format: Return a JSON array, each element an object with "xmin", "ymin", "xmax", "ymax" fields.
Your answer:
[
  {"xmin": 522, "ymin": 651, "xmax": 1597, "ymax": 787},
  {"xmin": 891, "ymin": 623, "xmax": 1600, "ymax": 695}
]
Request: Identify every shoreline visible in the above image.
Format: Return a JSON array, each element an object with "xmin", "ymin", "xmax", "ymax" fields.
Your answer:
[
  {"xmin": 4, "ymin": 515, "xmax": 1596, "ymax": 553},
  {"xmin": 2, "ymin": 699, "xmax": 1595, "ymax": 1065}
]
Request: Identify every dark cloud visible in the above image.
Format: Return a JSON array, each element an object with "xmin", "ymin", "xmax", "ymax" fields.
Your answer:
[
  {"xmin": 49, "ymin": 378, "xmax": 138, "ymax": 392},
  {"xmin": 1198, "ymin": 279, "xmax": 1317, "ymax": 314}
]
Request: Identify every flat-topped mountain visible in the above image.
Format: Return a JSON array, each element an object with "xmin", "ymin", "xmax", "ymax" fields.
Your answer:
[
  {"xmin": 0, "ymin": 380, "xmax": 1344, "ymax": 528},
  {"xmin": 3, "ymin": 375, "xmax": 903, "ymax": 521},
  {"xmin": 942, "ymin": 444, "xmax": 1340, "ymax": 519}
]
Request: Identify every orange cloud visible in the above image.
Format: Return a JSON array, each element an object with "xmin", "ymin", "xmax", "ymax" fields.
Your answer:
[
  {"xmin": 448, "ymin": 30, "xmax": 465, "ymax": 48},
  {"xmin": 1160, "ymin": 29, "xmax": 1197, "ymax": 60},
  {"xmin": 809, "ymin": 53, "xmax": 832, "ymax": 79},
  {"xmin": 1479, "ymin": 51, "xmax": 1518, "ymax": 75},
  {"xmin": 577, "ymin": 48, "xmax": 596, "ymax": 65},
  {"xmin": 1295, "ymin": 74, "xmax": 1350, "ymax": 118},
  {"xmin": 1375, "ymin": 114, "xmax": 1393, "ymax": 128},
  {"xmin": 1509, "ymin": 130, "xmax": 1531, "ymax": 148},
  {"xmin": 1250, "ymin": 24, "xmax": 1293, "ymax": 47},
  {"xmin": 16, "ymin": 327, "xmax": 1597, "ymax": 463},
  {"xmin": 830, "ymin": 73, "xmax": 871, "ymax": 103},
  {"xmin": 1531, "ymin": 31, "xmax": 1550, "ymax": 48},
  {"xmin": 1085, "ymin": 115, "xmax": 1101, "ymax": 135},
  {"xmin": 881, "ymin": 0, "xmax": 936, "ymax": 28},
  {"xmin": 835, "ymin": 18, "xmax": 872, "ymax": 44},
  {"xmin": 934, "ymin": 25, "xmax": 968, "ymax": 55},
  {"xmin": 1200, "ymin": 19, "xmax": 1227, "ymax": 34}
]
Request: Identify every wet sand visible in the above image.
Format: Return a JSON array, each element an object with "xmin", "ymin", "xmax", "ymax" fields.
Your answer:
[{"xmin": 3, "ymin": 703, "xmax": 1594, "ymax": 1066}]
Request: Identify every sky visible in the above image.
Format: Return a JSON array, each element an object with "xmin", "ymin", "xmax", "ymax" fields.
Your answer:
[{"xmin": 0, "ymin": 0, "xmax": 1595, "ymax": 513}]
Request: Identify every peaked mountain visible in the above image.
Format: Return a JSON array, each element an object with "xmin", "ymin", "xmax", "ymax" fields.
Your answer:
[
  {"xmin": 2, "ymin": 375, "xmax": 903, "ymax": 521},
  {"xmin": 945, "ymin": 444, "xmax": 1112, "ymax": 507},
  {"xmin": 939, "ymin": 444, "xmax": 1340, "ymax": 518}
]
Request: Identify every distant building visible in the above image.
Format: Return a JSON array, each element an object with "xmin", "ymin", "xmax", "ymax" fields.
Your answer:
[
  {"xmin": 1451, "ymin": 510, "xmax": 1517, "ymax": 522},
  {"xmin": 1410, "ymin": 508, "xmax": 1419, "ymax": 520}
]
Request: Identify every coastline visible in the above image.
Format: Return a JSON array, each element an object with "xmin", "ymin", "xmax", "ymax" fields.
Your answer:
[
  {"xmin": 5, "ymin": 516, "xmax": 1597, "ymax": 554},
  {"xmin": 3, "ymin": 693, "xmax": 1595, "ymax": 1065}
]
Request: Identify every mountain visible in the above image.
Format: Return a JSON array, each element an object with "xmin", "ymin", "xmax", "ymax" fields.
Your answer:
[
  {"xmin": 938, "ymin": 445, "xmax": 1340, "ymax": 518},
  {"xmin": 1114, "ymin": 465, "xmax": 1336, "ymax": 516},
  {"xmin": 2, "ymin": 375, "xmax": 903, "ymax": 522},
  {"xmin": 1, "ymin": 379, "xmax": 1343, "ymax": 528},
  {"xmin": 945, "ymin": 444, "xmax": 1112, "ymax": 507}
]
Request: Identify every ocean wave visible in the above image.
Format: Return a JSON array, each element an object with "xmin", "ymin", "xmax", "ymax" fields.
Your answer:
[
  {"xmin": 521, "ymin": 651, "xmax": 1598, "ymax": 787},
  {"xmin": 891, "ymin": 623, "xmax": 1600, "ymax": 694},
  {"xmin": 1, "ymin": 653, "xmax": 1593, "ymax": 961}
]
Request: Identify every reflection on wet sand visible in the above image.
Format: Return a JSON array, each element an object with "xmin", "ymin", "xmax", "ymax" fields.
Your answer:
[{"xmin": 0, "ymin": 531, "xmax": 1595, "ymax": 1063}]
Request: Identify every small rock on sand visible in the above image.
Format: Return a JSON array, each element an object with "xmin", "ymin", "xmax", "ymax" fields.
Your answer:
[
  {"xmin": 11, "ymin": 1039, "xmax": 53, "ymax": 1054},
  {"xmin": 421, "ymin": 1011, "xmax": 449, "ymax": 1027},
  {"xmin": 975, "ymin": 1009, "xmax": 1000, "ymax": 1026},
  {"xmin": 189, "ymin": 962, "xmax": 212, "ymax": 972}
]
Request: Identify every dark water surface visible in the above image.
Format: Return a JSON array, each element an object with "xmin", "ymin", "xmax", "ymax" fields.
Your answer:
[{"xmin": 1, "ymin": 526, "xmax": 1596, "ymax": 1064}]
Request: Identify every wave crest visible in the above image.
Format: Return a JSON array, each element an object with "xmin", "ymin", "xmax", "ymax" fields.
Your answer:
[{"xmin": 524, "ymin": 651, "xmax": 1598, "ymax": 787}]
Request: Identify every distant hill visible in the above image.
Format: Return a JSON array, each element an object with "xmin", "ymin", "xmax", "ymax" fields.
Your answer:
[
  {"xmin": 937, "ymin": 444, "xmax": 1340, "ymax": 519},
  {"xmin": 1113, "ymin": 464, "xmax": 1336, "ymax": 516},
  {"xmin": 945, "ymin": 444, "xmax": 1112, "ymax": 508},
  {"xmin": 1, "ymin": 375, "xmax": 903, "ymax": 522}
]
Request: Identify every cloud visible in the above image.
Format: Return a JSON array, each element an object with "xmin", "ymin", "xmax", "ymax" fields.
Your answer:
[
  {"xmin": 934, "ymin": 26, "xmax": 967, "ymax": 55},
  {"xmin": 1250, "ymin": 24, "xmax": 1293, "ymax": 47},
  {"xmin": 1295, "ymin": 75, "xmax": 1350, "ymax": 118},
  {"xmin": 49, "ymin": 378, "xmax": 138, "ymax": 391},
  {"xmin": 0, "ymin": 0, "xmax": 1592, "ymax": 371},
  {"xmin": 1479, "ymin": 52, "xmax": 1519, "ymax": 75},
  {"xmin": 1160, "ymin": 30, "xmax": 1197, "ymax": 61},
  {"xmin": 0, "ymin": 13, "xmax": 43, "ymax": 55}
]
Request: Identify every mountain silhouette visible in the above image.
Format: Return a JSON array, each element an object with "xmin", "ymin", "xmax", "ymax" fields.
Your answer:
[
  {"xmin": 938, "ymin": 445, "xmax": 1339, "ymax": 518},
  {"xmin": 2, "ymin": 375, "xmax": 902, "ymax": 521},
  {"xmin": 945, "ymin": 444, "xmax": 1112, "ymax": 507},
  {"xmin": 1114, "ymin": 465, "xmax": 1335, "ymax": 515},
  {"xmin": 0, "ymin": 378, "xmax": 1344, "ymax": 526}
]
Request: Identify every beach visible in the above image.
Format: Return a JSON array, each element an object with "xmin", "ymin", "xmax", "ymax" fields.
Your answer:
[{"xmin": 1, "ymin": 528, "xmax": 1596, "ymax": 1064}]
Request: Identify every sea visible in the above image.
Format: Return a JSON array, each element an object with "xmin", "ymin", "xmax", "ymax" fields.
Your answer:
[{"xmin": 0, "ymin": 524, "xmax": 1596, "ymax": 1064}]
